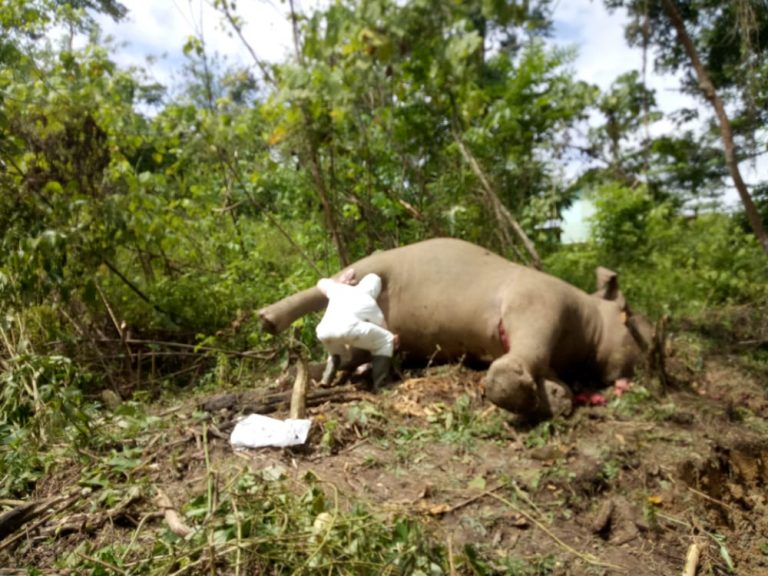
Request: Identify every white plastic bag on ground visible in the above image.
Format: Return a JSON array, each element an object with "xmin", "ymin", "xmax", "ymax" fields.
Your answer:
[{"xmin": 230, "ymin": 414, "xmax": 312, "ymax": 449}]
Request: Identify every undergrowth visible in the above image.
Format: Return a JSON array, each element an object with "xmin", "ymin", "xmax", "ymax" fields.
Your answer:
[{"xmin": 2, "ymin": 304, "xmax": 766, "ymax": 574}]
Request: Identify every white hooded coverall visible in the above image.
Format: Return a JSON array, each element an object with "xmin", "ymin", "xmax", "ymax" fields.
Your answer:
[{"xmin": 315, "ymin": 273, "xmax": 395, "ymax": 358}]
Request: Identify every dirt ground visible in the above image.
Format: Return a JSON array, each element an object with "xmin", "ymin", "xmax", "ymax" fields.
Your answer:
[{"xmin": 3, "ymin": 311, "xmax": 768, "ymax": 575}]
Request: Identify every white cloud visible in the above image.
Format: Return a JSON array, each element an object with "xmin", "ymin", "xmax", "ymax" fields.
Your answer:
[
  {"xmin": 95, "ymin": 0, "xmax": 299, "ymax": 86},
  {"xmin": 552, "ymin": 0, "xmax": 700, "ymax": 125}
]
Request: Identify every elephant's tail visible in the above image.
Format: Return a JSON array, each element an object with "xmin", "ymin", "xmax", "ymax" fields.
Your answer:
[{"xmin": 258, "ymin": 287, "xmax": 328, "ymax": 334}]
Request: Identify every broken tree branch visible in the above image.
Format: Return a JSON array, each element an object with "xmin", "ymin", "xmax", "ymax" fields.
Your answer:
[
  {"xmin": 200, "ymin": 385, "xmax": 367, "ymax": 420},
  {"xmin": 0, "ymin": 501, "xmax": 42, "ymax": 541},
  {"xmin": 682, "ymin": 540, "xmax": 703, "ymax": 576},
  {"xmin": 290, "ymin": 355, "xmax": 309, "ymax": 419},
  {"xmin": 453, "ymin": 134, "xmax": 542, "ymax": 269},
  {"xmin": 0, "ymin": 495, "xmax": 75, "ymax": 551}
]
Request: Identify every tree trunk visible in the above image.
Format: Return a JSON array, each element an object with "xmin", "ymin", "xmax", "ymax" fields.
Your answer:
[
  {"xmin": 305, "ymin": 142, "xmax": 351, "ymax": 267},
  {"xmin": 660, "ymin": 0, "xmax": 768, "ymax": 255},
  {"xmin": 285, "ymin": 0, "xmax": 350, "ymax": 267}
]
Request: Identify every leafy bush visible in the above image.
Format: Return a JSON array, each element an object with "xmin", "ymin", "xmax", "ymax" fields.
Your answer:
[
  {"xmin": 546, "ymin": 184, "xmax": 768, "ymax": 317},
  {"xmin": 0, "ymin": 347, "xmax": 96, "ymax": 497}
]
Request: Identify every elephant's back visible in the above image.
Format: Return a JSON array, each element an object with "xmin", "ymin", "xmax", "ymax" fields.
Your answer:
[{"xmin": 351, "ymin": 238, "xmax": 523, "ymax": 360}]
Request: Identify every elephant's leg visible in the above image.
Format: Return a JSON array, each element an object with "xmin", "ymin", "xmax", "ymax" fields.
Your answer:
[
  {"xmin": 485, "ymin": 308, "xmax": 574, "ymax": 419},
  {"xmin": 483, "ymin": 354, "xmax": 538, "ymax": 413},
  {"xmin": 538, "ymin": 375, "xmax": 574, "ymax": 418},
  {"xmin": 483, "ymin": 355, "xmax": 573, "ymax": 419}
]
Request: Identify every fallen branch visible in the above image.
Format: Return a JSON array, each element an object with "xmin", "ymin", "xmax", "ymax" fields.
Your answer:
[
  {"xmin": 427, "ymin": 483, "xmax": 507, "ymax": 517},
  {"xmin": 736, "ymin": 339, "xmax": 768, "ymax": 348},
  {"xmin": 289, "ymin": 355, "xmax": 309, "ymax": 419},
  {"xmin": 201, "ymin": 384, "xmax": 367, "ymax": 418},
  {"xmin": 0, "ymin": 495, "xmax": 76, "ymax": 552},
  {"xmin": 682, "ymin": 540, "xmax": 703, "ymax": 576},
  {"xmin": 0, "ymin": 501, "xmax": 42, "ymax": 541},
  {"xmin": 155, "ymin": 488, "xmax": 192, "ymax": 538},
  {"xmin": 40, "ymin": 512, "xmax": 97, "ymax": 537}
]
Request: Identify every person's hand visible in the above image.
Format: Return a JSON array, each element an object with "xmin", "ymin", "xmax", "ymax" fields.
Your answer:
[{"xmin": 338, "ymin": 268, "xmax": 356, "ymax": 284}]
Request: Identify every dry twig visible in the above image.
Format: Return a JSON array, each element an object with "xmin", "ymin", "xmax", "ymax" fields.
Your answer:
[
  {"xmin": 489, "ymin": 492, "xmax": 624, "ymax": 571},
  {"xmin": 155, "ymin": 489, "xmax": 192, "ymax": 538},
  {"xmin": 682, "ymin": 540, "xmax": 704, "ymax": 576}
]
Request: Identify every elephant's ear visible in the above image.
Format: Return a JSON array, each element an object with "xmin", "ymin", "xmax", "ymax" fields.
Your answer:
[{"xmin": 593, "ymin": 267, "xmax": 627, "ymax": 311}]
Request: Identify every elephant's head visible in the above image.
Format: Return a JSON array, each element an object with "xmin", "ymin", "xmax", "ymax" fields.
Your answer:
[{"xmin": 592, "ymin": 267, "xmax": 654, "ymax": 382}]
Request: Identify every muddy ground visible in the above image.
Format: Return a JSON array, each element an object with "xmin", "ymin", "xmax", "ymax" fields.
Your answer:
[{"xmin": 2, "ymin": 310, "xmax": 768, "ymax": 575}]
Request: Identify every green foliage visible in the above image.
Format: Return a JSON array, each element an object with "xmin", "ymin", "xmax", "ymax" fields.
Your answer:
[
  {"xmin": 266, "ymin": 0, "xmax": 593, "ymax": 256},
  {"xmin": 590, "ymin": 182, "xmax": 655, "ymax": 259},
  {"xmin": 523, "ymin": 419, "xmax": 566, "ymax": 449},
  {"xmin": 548, "ymin": 183, "xmax": 768, "ymax": 317},
  {"xmin": 0, "ymin": 316, "xmax": 96, "ymax": 497}
]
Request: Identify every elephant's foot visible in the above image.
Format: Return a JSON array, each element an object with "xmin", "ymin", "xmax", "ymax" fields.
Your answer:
[
  {"xmin": 538, "ymin": 379, "xmax": 574, "ymax": 419},
  {"xmin": 483, "ymin": 355, "xmax": 538, "ymax": 413},
  {"xmin": 483, "ymin": 355, "xmax": 573, "ymax": 420}
]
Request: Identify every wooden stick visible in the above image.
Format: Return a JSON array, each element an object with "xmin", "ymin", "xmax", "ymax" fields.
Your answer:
[
  {"xmin": 429, "ymin": 483, "xmax": 507, "ymax": 516},
  {"xmin": 289, "ymin": 356, "xmax": 309, "ymax": 419},
  {"xmin": 447, "ymin": 536, "xmax": 457, "ymax": 576},
  {"xmin": 0, "ymin": 495, "xmax": 69, "ymax": 544},
  {"xmin": 0, "ymin": 501, "xmax": 39, "ymax": 541},
  {"xmin": 155, "ymin": 489, "xmax": 192, "ymax": 538},
  {"xmin": 682, "ymin": 540, "xmax": 703, "ymax": 576}
]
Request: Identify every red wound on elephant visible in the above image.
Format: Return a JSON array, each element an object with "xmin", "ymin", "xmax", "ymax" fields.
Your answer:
[{"xmin": 498, "ymin": 319, "xmax": 510, "ymax": 353}]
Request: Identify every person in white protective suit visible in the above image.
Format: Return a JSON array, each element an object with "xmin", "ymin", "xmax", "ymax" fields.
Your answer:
[{"xmin": 315, "ymin": 270, "xmax": 396, "ymax": 389}]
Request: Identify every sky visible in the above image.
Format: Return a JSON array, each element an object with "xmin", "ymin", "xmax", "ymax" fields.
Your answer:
[
  {"xmin": 92, "ymin": 0, "xmax": 764, "ymax": 237},
  {"xmin": 97, "ymin": 1, "xmax": 682, "ymax": 99}
]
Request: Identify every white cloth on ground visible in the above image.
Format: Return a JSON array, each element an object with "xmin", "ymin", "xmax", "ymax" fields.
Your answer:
[{"xmin": 315, "ymin": 273, "xmax": 395, "ymax": 357}]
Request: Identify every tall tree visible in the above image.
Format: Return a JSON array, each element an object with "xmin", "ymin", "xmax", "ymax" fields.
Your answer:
[
  {"xmin": 606, "ymin": 0, "xmax": 768, "ymax": 254},
  {"xmin": 579, "ymin": 71, "xmax": 727, "ymax": 207},
  {"xmin": 250, "ymin": 0, "xmax": 593, "ymax": 262}
]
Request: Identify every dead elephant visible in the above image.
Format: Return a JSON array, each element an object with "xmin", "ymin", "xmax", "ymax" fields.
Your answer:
[{"xmin": 259, "ymin": 238, "xmax": 653, "ymax": 419}]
